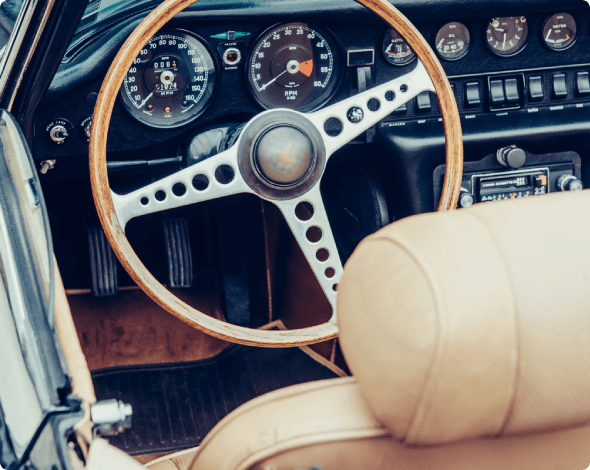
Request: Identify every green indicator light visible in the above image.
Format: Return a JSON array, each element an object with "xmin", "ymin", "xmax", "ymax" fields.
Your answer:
[{"xmin": 210, "ymin": 31, "xmax": 251, "ymax": 40}]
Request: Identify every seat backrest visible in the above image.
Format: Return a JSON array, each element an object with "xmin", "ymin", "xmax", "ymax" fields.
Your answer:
[{"xmin": 338, "ymin": 190, "xmax": 590, "ymax": 446}]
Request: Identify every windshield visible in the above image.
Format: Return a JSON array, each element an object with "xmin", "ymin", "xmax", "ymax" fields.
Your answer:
[
  {"xmin": 78, "ymin": 0, "xmax": 158, "ymax": 31},
  {"xmin": 0, "ymin": 0, "xmax": 23, "ymax": 51}
]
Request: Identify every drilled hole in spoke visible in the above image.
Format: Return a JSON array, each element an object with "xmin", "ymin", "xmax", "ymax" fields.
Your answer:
[
  {"xmin": 325, "ymin": 267, "xmax": 335, "ymax": 279},
  {"xmin": 295, "ymin": 201, "xmax": 314, "ymax": 221},
  {"xmin": 400, "ymin": 84, "xmax": 408, "ymax": 93},
  {"xmin": 172, "ymin": 183, "xmax": 187, "ymax": 197},
  {"xmin": 140, "ymin": 197, "xmax": 149, "ymax": 206},
  {"xmin": 385, "ymin": 90, "xmax": 395, "ymax": 102},
  {"xmin": 306, "ymin": 226, "xmax": 323, "ymax": 244},
  {"xmin": 324, "ymin": 117, "xmax": 343, "ymax": 137},
  {"xmin": 316, "ymin": 248, "xmax": 329, "ymax": 262},
  {"xmin": 155, "ymin": 190, "xmax": 166, "ymax": 202},
  {"xmin": 215, "ymin": 165, "xmax": 235, "ymax": 185},
  {"xmin": 192, "ymin": 174, "xmax": 209, "ymax": 191},
  {"xmin": 367, "ymin": 98, "xmax": 380, "ymax": 111},
  {"xmin": 332, "ymin": 284, "xmax": 339, "ymax": 292}
]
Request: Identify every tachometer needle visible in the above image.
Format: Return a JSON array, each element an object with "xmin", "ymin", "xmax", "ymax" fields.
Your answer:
[
  {"xmin": 546, "ymin": 29, "xmax": 552, "ymax": 41},
  {"xmin": 260, "ymin": 70, "xmax": 287, "ymax": 91},
  {"xmin": 503, "ymin": 32, "xmax": 507, "ymax": 49},
  {"xmin": 138, "ymin": 92, "xmax": 154, "ymax": 109}
]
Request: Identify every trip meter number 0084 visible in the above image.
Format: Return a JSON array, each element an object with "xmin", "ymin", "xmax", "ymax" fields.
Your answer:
[
  {"xmin": 120, "ymin": 31, "xmax": 217, "ymax": 129},
  {"xmin": 248, "ymin": 23, "xmax": 341, "ymax": 112}
]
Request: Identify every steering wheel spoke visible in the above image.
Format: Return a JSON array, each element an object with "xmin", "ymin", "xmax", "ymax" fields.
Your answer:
[
  {"xmin": 273, "ymin": 186, "xmax": 342, "ymax": 318},
  {"xmin": 308, "ymin": 60, "xmax": 435, "ymax": 157},
  {"xmin": 112, "ymin": 147, "xmax": 251, "ymax": 230}
]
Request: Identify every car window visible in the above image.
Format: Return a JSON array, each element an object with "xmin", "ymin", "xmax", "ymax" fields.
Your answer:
[{"xmin": 0, "ymin": 0, "xmax": 24, "ymax": 52}]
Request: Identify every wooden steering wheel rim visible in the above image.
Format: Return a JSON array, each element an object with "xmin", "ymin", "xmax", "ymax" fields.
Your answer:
[{"xmin": 89, "ymin": 0, "xmax": 463, "ymax": 347}]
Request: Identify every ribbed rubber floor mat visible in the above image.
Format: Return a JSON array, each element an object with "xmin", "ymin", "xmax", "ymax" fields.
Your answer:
[{"xmin": 92, "ymin": 344, "xmax": 339, "ymax": 455}]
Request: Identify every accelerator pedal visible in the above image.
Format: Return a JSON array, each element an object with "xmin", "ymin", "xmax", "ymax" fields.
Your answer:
[
  {"xmin": 163, "ymin": 218, "xmax": 193, "ymax": 288},
  {"xmin": 87, "ymin": 226, "xmax": 118, "ymax": 297}
]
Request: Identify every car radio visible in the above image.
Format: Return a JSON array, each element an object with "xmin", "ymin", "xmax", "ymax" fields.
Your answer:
[{"xmin": 434, "ymin": 148, "xmax": 582, "ymax": 208}]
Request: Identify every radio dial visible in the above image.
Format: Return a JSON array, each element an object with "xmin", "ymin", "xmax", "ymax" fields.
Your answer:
[
  {"xmin": 459, "ymin": 188, "xmax": 474, "ymax": 208},
  {"xmin": 557, "ymin": 174, "xmax": 584, "ymax": 192}
]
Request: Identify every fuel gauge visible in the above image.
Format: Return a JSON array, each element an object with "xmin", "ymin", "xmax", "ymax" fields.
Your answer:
[
  {"xmin": 543, "ymin": 13, "xmax": 577, "ymax": 51},
  {"xmin": 382, "ymin": 28, "xmax": 416, "ymax": 66},
  {"xmin": 435, "ymin": 22, "xmax": 471, "ymax": 61}
]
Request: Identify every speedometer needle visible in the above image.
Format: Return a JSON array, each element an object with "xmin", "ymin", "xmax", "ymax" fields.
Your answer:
[
  {"xmin": 260, "ymin": 70, "xmax": 287, "ymax": 91},
  {"xmin": 138, "ymin": 91, "xmax": 154, "ymax": 109},
  {"xmin": 503, "ymin": 32, "xmax": 507, "ymax": 49}
]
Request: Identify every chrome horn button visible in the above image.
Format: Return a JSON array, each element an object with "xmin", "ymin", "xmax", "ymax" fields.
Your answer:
[{"xmin": 254, "ymin": 125, "xmax": 315, "ymax": 186}]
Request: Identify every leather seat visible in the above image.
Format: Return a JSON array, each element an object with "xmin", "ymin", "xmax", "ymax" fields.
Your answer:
[{"xmin": 94, "ymin": 190, "xmax": 590, "ymax": 469}]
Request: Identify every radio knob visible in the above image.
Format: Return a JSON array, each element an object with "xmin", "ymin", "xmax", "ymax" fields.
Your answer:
[
  {"xmin": 459, "ymin": 188, "xmax": 474, "ymax": 208},
  {"xmin": 557, "ymin": 174, "xmax": 584, "ymax": 192},
  {"xmin": 497, "ymin": 146, "xmax": 526, "ymax": 169}
]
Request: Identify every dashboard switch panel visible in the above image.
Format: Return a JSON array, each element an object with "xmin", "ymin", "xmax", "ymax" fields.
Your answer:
[
  {"xmin": 552, "ymin": 73, "xmax": 568, "ymax": 99},
  {"xmin": 528, "ymin": 76, "xmax": 544, "ymax": 101}
]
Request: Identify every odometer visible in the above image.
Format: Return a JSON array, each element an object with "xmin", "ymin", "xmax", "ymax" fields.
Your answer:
[
  {"xmin": 247, "ymin": 23, "xmax": 341, "ymax": 111},
  {"xmin": 120, "ymin": 30, "xmax": 217, "ymax": 129}
]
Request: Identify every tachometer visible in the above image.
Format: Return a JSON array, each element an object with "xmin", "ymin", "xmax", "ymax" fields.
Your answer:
[
  {"xmin": 120, "ymin": 30, "xmax": 217, "ymax": 129},
  {"xmin": 247, "ymin": 23, "xmax": 341, "ymax": 111}
]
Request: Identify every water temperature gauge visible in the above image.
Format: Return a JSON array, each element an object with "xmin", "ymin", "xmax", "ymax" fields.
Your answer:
[
  {"xmin": 382, "ymin": 28, "xmax": 416, "ymax": 66},
  {"xmin": 542, "ymin": 13, "xmax": 577, "ymax": 51},
  {"xmin": 435, "ymin": 22, "xmax": 471, "ymax": 61}
]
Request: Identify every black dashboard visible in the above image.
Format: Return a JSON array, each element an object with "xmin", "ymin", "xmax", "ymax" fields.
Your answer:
[{"xmin": 35, "ymin": 0, "xmax": 590, "ymax": 221}]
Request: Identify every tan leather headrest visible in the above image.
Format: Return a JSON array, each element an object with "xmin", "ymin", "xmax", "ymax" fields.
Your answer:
[{"xmin": 338, "ymin": 190, "xmax": 590, "ymax": 446}]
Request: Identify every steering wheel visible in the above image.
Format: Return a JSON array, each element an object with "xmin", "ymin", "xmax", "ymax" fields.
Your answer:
[{"xmin": 89, "ymin": 0, "xmax": 463, "ymax": 347}]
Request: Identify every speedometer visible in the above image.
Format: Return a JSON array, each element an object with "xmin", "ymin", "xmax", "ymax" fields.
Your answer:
[
  {"xmin": 120, "ymin": 30, "xmax": 217, "ymax": 129},
  {"xmin": 247, "ymin": 23, "xmax": 341, "ymax": 111}
]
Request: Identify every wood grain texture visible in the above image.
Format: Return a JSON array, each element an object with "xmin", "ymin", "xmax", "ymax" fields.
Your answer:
[{"xmin": 89, "ymin": 0, "xmax": 462, "ymax": 346}]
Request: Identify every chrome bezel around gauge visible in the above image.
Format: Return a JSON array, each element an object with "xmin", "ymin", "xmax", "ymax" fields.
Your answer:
[
  {"xmin": 485, "ymin": 16, "xmax": 530, "ymax": 58},
  {"xmin": 246, "ymin": 22, "xmax": 343, "ymax": 112},
  {"xmin": 542, "ymin": 13, "xmax": 577, "ymax": 52},
  {"xmin": 434, "ymin": 22, "xmax": 471, "ymax": 61},
  {"xmin": 382, "ymin": 28, "xmax": 416, "ymax": 66},
  {"xmin": 119, "ymin": 29, "xmax": 219, "ymax": 129}
]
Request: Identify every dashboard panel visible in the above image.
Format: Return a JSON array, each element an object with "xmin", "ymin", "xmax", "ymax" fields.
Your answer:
[{"xmin": 33, "ymin": 0, "xmax": 590, "ymax": 219}]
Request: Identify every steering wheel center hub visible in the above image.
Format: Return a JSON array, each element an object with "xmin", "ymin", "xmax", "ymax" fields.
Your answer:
[{"xmin": 254, "ymin": 125, "xmax": 314, "ymax": 186}]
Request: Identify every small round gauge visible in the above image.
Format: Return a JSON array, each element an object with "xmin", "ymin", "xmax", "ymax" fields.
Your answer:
[
  {"xmin": 247, "ymin": 23, "xmax": 341, "ymax": 111},
  {"xmin": 542, "ymin": 13, "xmax": 577, "ymax": 51},
  {"xmin": 120, "ymin": 30, "xmax": 217, "ymax": 128},
  {"xmin": 486, "ymin": 16, "xmax": 529, "ymax": 57},
  {"xmin": 382, "ymin": 28, "xmax": 416, "ymax": 66},
  {"xmin": 435, "ymin": 22, "xmax": 471, "ymax": 61}
]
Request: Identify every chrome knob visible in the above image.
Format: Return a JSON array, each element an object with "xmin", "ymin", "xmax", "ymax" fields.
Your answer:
[{"xmin": 557, "ymin": 174, "xmax": 584, "ymax": 192}]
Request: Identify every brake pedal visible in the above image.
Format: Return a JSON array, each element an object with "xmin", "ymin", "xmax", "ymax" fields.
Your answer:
[
  {"xmin": 87, "ymin": 226, "xmax": 118, "ymax": 297},
  {"xmin": 163, "ymin": 218, "xmax": 193, "ymax": 288}
]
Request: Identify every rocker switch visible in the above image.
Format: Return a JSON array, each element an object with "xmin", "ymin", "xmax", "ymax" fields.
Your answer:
[
  {"xmin": 552, "ymin": 74, "xmax": 568, "ymax": 100},
  {"xmin": 464, "ymin": 82, "xmax": 481, "ymax": 108},
  {"xmin": 489, "ymin": 80, "xmax": 505, "ymax": 107},
  {"xmin": 576, "ymin": 72, "xmax": 590, "ymax": 97},
  {"xmin": 504, "ymin": 78, "xmax": 520, "ymax": 105},
  {"xmin": 528, "ymin": 76, "xmax": 544, "ymax": 102}
]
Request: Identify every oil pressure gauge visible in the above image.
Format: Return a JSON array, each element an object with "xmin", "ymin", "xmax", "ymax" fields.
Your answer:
[
  {"xmin": 542, "ymin": 13, "xmax": 577, "ymax": 51},
  {"xmin": 435, "ymin": 22, "xmax": 471, "ymax": 61}
]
